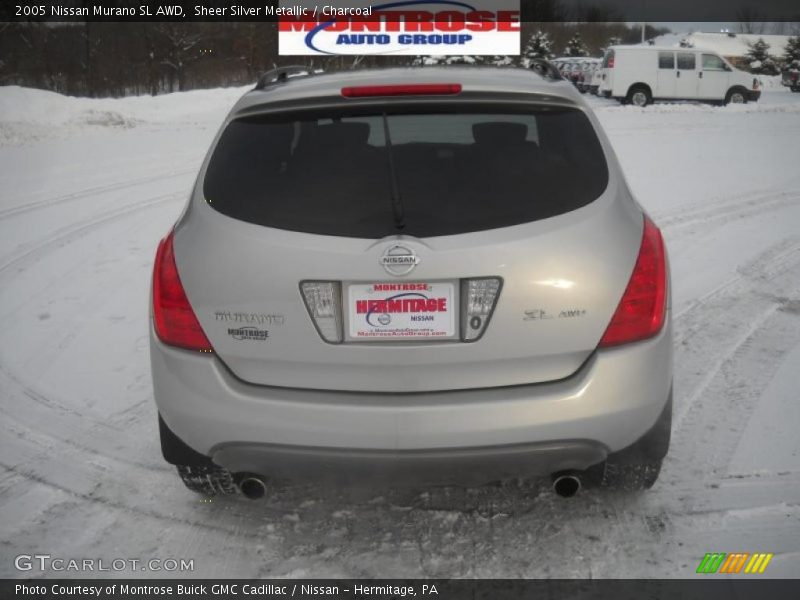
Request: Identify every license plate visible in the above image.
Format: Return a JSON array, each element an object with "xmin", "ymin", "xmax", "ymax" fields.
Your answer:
[{"xmin": 347, "ymin": 281, "xmax": 456, "ymax": 341}]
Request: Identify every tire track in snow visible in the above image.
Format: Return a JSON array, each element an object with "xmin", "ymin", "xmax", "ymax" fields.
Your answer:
[
  {"xmin": 655, "ymin": 189, "xmax": 800, "ymax": 237},
  {"xmin": 0, "ymin": 460, "xmax": 267, "ymax": 544},
  {"xmin": 0, "ymin": 167, "xmax": 195, "ymax": 221},
  {"xmin": 666, "ymin": 236, "xmax": 800, "ymax": 484},
  {"xmin": 0, "ymin": 192, "xmax": 181, "ymax": 277},
  {"xmin": 0, "ymin": 194, "xmax": 185, "ymax": 468}
]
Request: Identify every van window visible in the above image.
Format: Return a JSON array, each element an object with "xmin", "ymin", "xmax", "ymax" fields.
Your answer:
[
  {"xmin": 203, "ymin": 106, "xmax": 609, "ymax": 238},
  {"xmin": 602, "ymin": 49, "xmax": 615, "ymax": 68},
  {"xmin": 677, "ymin": 52, "xmax": 696, "ymax": 70},
  {"xmin": 702, "ymin": 54, "xmax": 727, "ymax": 70},
  {"xmin": 658, "ymin": 52, "xmax": 675, "ymax": 69}
]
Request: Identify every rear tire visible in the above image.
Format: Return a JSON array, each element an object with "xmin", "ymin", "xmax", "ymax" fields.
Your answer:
[
  {"xmin": 177, "ymin": 465, "xmax": 237, "ymax": 496},
  {"xmin": 627, "ymin": 85, "xmax": 652, "ymax": 107},
  {"xmin": 601, "ymin": 390, "xmax": 672, "ymax": 491},
  {"xmin": 601, "ymin": 460, "xmax": 663, "ymax": 490},
  {"xmin": 159, "ymin": 415, "xmax": 238, "ymax": 496},
  {"xmin": 724, "ymin": 88, "xmax": 747, "ymax": 105}
]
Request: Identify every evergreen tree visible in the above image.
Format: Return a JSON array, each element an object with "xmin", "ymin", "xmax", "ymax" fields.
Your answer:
[
  {"xmin": 563, "ymin": 32, "xmax": 589, "ymax": 58},
  {"xmin": 484, "ymin": 55, "xmax": 515, "ymax": 67},
  {"xmin": 521, "ymin": 30, "xmax": 553, "ymax": 66},
  {"xmin": 745, "ymin": 38, "xmax": 779, "ymax": 75},
  {"xmin": 783, "ymin": 36, "xmax": 800, "ymax": 67},
  {"xmin": 411, "ymin": 55, "xmax": 478, "ymax": 67}
]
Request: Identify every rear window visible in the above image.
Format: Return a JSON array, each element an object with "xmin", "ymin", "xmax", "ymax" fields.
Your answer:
[{"xmin": 203, "ymin": 106, "xmax": 609, "ymax": 238}]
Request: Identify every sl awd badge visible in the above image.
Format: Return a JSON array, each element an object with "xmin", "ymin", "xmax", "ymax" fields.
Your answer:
[{"xmin": 380, "ymin": 245, "xmax": 419, "ymax": 276}]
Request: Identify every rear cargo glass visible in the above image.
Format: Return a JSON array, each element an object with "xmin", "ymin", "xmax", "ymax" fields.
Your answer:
[{"xmin": 203, "ymin": 105, "xmax": 608, "ymax": 238}]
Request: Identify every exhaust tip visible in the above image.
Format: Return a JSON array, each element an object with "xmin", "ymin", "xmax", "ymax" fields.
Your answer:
[
  {"xmin": 552, "ymin": 472, "xmax": 581, "ymax": 498},
  {"xmin": 238, "ymin": 475, "xmax": 267, "ymax": 500}
]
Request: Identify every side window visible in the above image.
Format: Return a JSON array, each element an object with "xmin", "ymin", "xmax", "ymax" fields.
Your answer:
[
  {"xmin": 658, "ymin": 52, "xmax": 675, "ymax": 69},
  {"xmin": 677, "ymin": 52, "xmax": 696, "ymax": 70},
  {"xmin": 702, "ymin": 54, "xmax": 727, "ymax": 70}
]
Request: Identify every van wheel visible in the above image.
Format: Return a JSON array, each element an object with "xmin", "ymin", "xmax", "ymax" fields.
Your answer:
[
  {"xmin": 627, "ymin": 85, "xmax": 651, "ymax": 107},
  {"xmin": 725, "ymin": 88, "xmax": 747, "ymax": 104}
]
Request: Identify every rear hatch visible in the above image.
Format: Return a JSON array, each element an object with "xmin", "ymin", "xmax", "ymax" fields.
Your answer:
[{"xmin": 174, "ymin": 92, "xmax": 642, "ymax": 392}]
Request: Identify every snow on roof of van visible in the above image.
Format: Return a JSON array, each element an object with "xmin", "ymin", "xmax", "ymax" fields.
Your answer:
[{"xmin": 651, "ymin": 32, "xmax": 792, "ymax": 57}]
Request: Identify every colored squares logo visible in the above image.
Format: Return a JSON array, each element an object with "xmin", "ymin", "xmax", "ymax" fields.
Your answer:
[{"xmin": 697, "ymin": 553, "xmax": 773, "ymax": 574}]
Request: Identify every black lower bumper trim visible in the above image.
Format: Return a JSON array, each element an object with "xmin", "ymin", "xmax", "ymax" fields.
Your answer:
[{"xmin": 211, "ymin": 440, "xmax": 607, "ymax": 485}]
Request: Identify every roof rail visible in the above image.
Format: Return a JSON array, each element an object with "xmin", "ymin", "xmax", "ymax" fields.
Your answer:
[
  {"xmin": 254, "ymin": 65, "xmax": 321, "ymax": 90},
  {"xmin": 528, "ymin": 59, "xmax": 563, "ymax": 82}
]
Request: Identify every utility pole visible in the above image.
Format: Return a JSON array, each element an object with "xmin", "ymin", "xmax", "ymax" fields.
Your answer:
[{"xmin": 641, "ymin": 22, "xmax": 646, "ymax": 44}]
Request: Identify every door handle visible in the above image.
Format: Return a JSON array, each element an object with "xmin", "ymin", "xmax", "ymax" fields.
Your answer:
[
  {"xmin": 699, "ymin": 72, "xmax": 703, "ymax": 78},
  {"xmin": 677, "ymin": 71, "xmax": 681, "ymax": 78}
]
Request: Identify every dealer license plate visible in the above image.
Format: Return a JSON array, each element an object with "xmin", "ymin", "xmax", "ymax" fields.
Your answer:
[{"xmin": 347, "ymin": 281, "xmax": 456, "ymax": 341}]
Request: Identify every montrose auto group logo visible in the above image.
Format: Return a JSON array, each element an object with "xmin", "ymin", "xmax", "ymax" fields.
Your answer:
[{"xmin": 278, "ymin": 0, "xmax": 520, "ymax": 56}]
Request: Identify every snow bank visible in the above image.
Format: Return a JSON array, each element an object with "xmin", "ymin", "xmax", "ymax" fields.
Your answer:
[
  {"xmin": 597, "ymin": 99, "xmax": 800, "ymax": 115},
  {"xmin": 651, "ymin": 32, "xmax": 793, "ymax": 57},
  {"xmin": 0, "ymin": 84, "xmax": 248, "ymax": 144}
]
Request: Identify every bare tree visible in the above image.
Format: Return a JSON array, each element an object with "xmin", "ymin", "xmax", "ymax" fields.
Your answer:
[
  {"xmin": 154, "ymin": 23, "xmax": 205, "ymax": 91},
  {"xmin": 736, "ymin": 10, "xmax": 767, "ymax": 34}
]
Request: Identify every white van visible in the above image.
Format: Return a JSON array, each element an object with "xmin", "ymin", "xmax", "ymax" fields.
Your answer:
[{"xmin": 598, "ymin": 45, "xmax": 760, "ymax": 106}]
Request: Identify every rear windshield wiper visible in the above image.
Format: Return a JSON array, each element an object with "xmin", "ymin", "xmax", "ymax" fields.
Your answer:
[{"xmin": 381, "ymin": 112, "xmax": 405, "ymax": 231}]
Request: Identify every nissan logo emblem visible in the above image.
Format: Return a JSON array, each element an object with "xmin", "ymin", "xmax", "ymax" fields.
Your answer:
[{"xmin": 380, "ymin": 245, "xmax": 419, "ymax": 276}]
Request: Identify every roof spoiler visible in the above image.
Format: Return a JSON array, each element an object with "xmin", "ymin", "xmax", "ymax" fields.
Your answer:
[
  {"xmin": 528, "ymin": 59, "xmax": 563, "ymax": 81},
  {"xmin": 254, "ymin": 65, "xmax": 322, "ymax": 90}
]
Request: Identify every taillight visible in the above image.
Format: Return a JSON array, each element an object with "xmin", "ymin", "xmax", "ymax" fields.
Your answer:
[
  {"xmin": 599, "ymin": 216, "xmax": 666, "ymax": 348},
  {"xmin": 300, "ymin": 281, "xmax": 343, "ymax": 343},
  {"xmin": 461, "ymin": 278, "xmax": 502, "ymax": 342},
  {"xmin": 341, "ymin": 84, "xmax": 461, "ymax": 98},
  {"xmin": 753, "ymin": 78, "xmax": 760, "ymax": 90},
  {"xmin": 152, "ymin": 231, "xmax": 213, "ymax": 352}
]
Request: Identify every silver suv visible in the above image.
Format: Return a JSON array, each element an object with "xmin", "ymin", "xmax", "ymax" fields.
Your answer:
[{"xmin": 150, "ymin": 65, "xmax": 672, "ymax": 499}]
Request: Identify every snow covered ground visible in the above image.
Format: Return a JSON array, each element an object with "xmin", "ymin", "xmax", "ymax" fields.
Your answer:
[{"xmin": 1, "ymin": 83, "xmax": 799, "ymax": 579}]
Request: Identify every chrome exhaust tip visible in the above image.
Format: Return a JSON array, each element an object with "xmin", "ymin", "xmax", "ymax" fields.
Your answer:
[
  {"xmin": 237, "ymin": 475, "xmax": 267, "ymax": 500},
  {"xmin": 552, "ymin": 472, "xmax": 582, "ymax": 498}
]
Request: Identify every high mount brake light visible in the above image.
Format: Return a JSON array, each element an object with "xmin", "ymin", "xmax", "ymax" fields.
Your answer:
[
  {"xmin": 599, "ymin": 216, "xmax": 667, "ymax": 348},
  {"xmin": 341, "ymin": 84, "xmax": 462, "ymax": 98},
  {"xmin": 152, "ymin": 231, "xmax": 213, "ymax": 352}
]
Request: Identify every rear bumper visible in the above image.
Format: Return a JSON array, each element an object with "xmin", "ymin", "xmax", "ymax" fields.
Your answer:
[
  {"xmin": 746, "ymin": 89, "xmax": 761, "ymax": 102},
  {"xmin": 214, "ymin": 441, "xmax": 606, "ymax": 485},
  {"xmin": 151, "ymin": 314, "xmax": 672, "ymax": 480}
]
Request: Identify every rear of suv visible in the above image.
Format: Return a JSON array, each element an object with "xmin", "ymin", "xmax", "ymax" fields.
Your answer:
[{"xmin": 150, "ymin": 65, "xmax": 672, "ymax": 499}]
